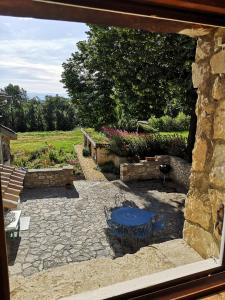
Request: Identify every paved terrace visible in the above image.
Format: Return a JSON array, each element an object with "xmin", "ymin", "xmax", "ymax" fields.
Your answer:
[{"xmin": 7, "ymin": 179, "xmax": 200, "ymax": 278}]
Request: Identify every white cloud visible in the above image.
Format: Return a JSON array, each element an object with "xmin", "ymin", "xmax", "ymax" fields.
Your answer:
[{"xmin": 0, "ymin": 16, "xmax": 88, "ymax": 95}]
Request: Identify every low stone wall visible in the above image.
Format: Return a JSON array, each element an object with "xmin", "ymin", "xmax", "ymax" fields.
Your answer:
[
  {"xmin": 120, "ymin": 155, "xmax": 191, "ymax": 190},
  {"xmin": 24, "ymin": 166, "xmax": 75, "ymax": 188},
  {"xmin": 170, "ymin": 156, "xmax": 191, "ymax": 190},
  {"xmin": 120, "ymin": 155, "xmax": 170, "ymax": 182}
]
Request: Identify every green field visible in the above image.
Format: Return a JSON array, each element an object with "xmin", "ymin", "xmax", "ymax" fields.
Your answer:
[
  {"xmin": 11, "ymin": 129, "xmax": 83, "ymax": 154},
  {"xmin": 11, "ymin": 129, "xmax": 83, "ymax": 169}
]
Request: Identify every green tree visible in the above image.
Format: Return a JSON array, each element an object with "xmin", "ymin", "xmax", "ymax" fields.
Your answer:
[
  {"xmin": 62, "ymin": 25, "xmax": 197, "ymax": 159},
  {"xmin": 25, "ymin": 98, "xmax": 46, "ymax": 131},
  {"xmin": 2, "ymin": 84, "xmax": 28, "ymax": 131}
]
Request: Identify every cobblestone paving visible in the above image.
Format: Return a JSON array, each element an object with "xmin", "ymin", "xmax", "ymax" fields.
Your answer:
[{"xmin": 7, "ymin": 179, "xmax": 186, "ymax": 277}]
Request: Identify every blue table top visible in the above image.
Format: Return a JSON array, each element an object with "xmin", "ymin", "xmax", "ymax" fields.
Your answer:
[{"xmin": 111, "ymin": 207, "xmax": 156, "ymax": 227}]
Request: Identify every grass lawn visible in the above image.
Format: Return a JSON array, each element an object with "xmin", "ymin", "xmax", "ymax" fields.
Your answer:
[
  {"xmin": 84, "ymin": 128, "xmax": 109, "ymax": 143},
  {"xmin": 12, "ymin": 129, "xmax": 83, "ymax": 154},
  {"xmin": 159, "ymin": 131, "xmax": 188, "ymax": 138},
  {"xmin": 11, "ymin": 128, "xmax": 83, "ymax": 170}
]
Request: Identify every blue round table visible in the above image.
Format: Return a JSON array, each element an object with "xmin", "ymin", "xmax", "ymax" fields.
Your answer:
[{"xmin": 111, "ymin": 207, "xmax": 156, "ymax": 227}]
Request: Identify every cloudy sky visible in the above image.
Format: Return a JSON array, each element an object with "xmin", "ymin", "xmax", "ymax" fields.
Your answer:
[{"xmin": 0, "ymin": 16, "xmax": 88, "ymax": 97}]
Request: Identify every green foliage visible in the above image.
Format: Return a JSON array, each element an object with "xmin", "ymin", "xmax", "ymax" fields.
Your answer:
[
  {"xmin": 98, "ymin": 161, "xmax": 119, "ymax": 175},
  {"xmin": 11, "ymin": 129, "xmax": 83, "ymax": 154},
  {"xmin": 84, "ymin": 128, "xmax": 109, "ymax": 143},
  {"xmin": 82, "ymin": 147, "xmax": 90, "ymax": 157},
  {"xmin": 61, "ymin": 26, "xmax": 197, "ymax": 130},
  {"xmin": 13, "ymin": 143, "xmax": 76, "ymax": 169},
  {"xmin": 11, "ymin": 129, "xmax": 83, "ymax": 172},
  {"xmin": 147, "ymin": 113, "xmax": 190, "ymax": 132},
  {"xmin": 1, "ymin": 85, "xmax": 78, "ymax": 132},
  {"xmin": 109, "ymin": 133, "xmax": 187, "ymax": 159}
]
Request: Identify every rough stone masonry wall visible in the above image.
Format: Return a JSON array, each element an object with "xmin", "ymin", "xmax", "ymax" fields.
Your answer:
[
  {"xmin": 24, "ymin": 166, "xmax": 75, "ymax": 188},
  {"xmin": 184, "ymin": 28, "xmax": 225, "ymax": 258},
  {"xmin": 120, "ymin": 155, "xmax": 170, "ymax": 182},
  {"xmin": 169, "ymin": 156, "xmax": 191, "ymax": 191},
  {"xmin": 121, "ymin": 155, "xmax": 191, "ymax": 190}
]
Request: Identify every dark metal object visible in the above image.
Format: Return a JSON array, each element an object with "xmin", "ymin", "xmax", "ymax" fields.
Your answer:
[{"xmin": 159, "ymin": 164, "xmax": 171, "ymax": 184}]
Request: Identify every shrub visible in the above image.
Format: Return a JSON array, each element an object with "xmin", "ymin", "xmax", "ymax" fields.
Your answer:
[
  {"xmin": 28, "ymin": 146, "xmax": 48, "ymax": 161},
  {"xmin": 99, "ymin": 161, "xmax": 119, "ymax": 174},
  {"xmin": 82, "ymin": 147, "xmax": 90, "ymax": 157},
  {"xmin": 48, "ymin": 149, "xmax": 60, "ymax": 163},
  {"xmin": 13, "ymin": 145, "xmax": 80, "ymax": 170},
  {"xmin": 108, "ymin": 131, "xmax": 187, "ymax": 159},
  {"xmin": 147, "ymin": 113, "xmax": 190, "ymax": 132}
]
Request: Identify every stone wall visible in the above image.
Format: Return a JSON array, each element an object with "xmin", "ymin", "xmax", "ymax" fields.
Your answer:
[
  {"xmin": 183, "ymin": 28, "xmax": 225, "ymax": 258},
  {"xmin": 170, "ymin": 156, "xmax": 191, "ymax": 191},
  {"xmin": 24, "ymin": 166, "xmax": 75, "ymax": 188},
  {"xmin": 120, "ymin": 155, "xmax": 191, "ymax": 189},
  {"xmin": 120, "ymin": 156, "xmax": 170, "ymax": 182}
]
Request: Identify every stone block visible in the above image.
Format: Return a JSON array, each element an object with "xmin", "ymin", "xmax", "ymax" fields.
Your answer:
[
  {"xmin": 192, "ymin": 62, "xmax": 210, "ymax": 88},
  {"xmin": 195, "ymin": 109, "xmax": 214, "ymax": 140},
  {"xmin": 196, "ymin": 93, "xmax": 215, "ymax": 115},
  {"xmin": 184, "ymin": 192, "xmax": 212, "ymax": 231},
  {"xmin": 183, "ymin": 221, "xmax": 219, "ymax": 259},
  {"xmin": 209, "ymin": 144, "xmax": 225, "ymax": 188},
  {"xmin": 209, "ymin": 189, "xmax": 225, "ymax": 226},
  {"xmin": 189, "ymin": 171, "xmax": 209, "ymax": 193},
  {"xmin": 212, "ymin": 76, "xmax": 225, "ymax": 100},
  {"xmin": 213, "ymin": 100, "xmax": 225, "ymax": 139},
  {"xmin": 196, "ymin": 37, "xmax": 214, "ymax": 60},
  {"xmin": 211, "ymin": 51, "xmax": 225, "ymax": 74},
  {"xmin": 192, "ymin": 138, "xmax": 207, "ymax": 172}
]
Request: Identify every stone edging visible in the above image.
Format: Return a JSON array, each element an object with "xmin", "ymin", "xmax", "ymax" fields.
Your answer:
[{"xmin": 24, "ymin": 166, "xmax": 76, "ymax": 188}]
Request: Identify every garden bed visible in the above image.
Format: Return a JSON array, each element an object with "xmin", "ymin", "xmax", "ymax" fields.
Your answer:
[{"xmin": 11, "ymin": 130, "xmax": 84, "ymax": 177}]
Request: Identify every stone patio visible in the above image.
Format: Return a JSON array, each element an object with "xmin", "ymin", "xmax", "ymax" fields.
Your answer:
[{"xmin": 8, "ymin": 179, "xmax": 189, "ymax": 277}]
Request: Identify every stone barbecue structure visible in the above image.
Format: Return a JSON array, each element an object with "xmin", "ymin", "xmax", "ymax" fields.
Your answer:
[
  {"xmin": 184, "ymin": 28, "xmax": 225, "ymax": 258},
  {"xmin": 120, "ymin": 155, "xmax": 191, "ymax": 191}
]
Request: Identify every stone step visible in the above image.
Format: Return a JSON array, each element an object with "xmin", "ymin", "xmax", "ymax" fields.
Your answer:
[
  {"xmin": 8, "ymin": 182, "xmax": 23, "ymax": 190},
  {"xmin": 3, "ymin": 198, "xmax": 18, "ymax": 209},
  {"xmin": 10, "ymin": 175, "xmax": 24, "ymax": 183},
  {"xmin": 1, "ymin": 172, "xmax": 11, "ymax": 178},
  {"xmin": 5, "ymin": 187, "xmax": 21, "ymax": 196},
  {"xmin": 3, "ymin": 192, "xmax": 19, "ymax": 201}
]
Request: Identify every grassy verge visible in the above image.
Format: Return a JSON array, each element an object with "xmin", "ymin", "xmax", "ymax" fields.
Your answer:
[
  {"xmin": 84, "ymin": 128, "xmax": 109, "ymax": 144},
  {"xmin": 11, "ymin": 129, "xmax": 83, "ymax": 173},
  {"xmin": 159, "ymin": 131, "xmax": 188, "ymax": 138}
]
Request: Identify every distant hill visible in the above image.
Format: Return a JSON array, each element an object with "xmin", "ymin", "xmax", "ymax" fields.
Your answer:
[{"xmin": 28, "ymin": 92, "xmax": 68, "ymax": 100}]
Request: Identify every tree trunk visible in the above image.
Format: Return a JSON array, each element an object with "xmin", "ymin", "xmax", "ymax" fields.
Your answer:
[{"xmin": 186, "ymin": 108, "xmax": 197, "ymax": 163}]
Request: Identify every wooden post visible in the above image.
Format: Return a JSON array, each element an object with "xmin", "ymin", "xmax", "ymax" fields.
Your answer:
[{"xmin": 0, "ymin": 174, "xmax": 10, "ymax": 300}]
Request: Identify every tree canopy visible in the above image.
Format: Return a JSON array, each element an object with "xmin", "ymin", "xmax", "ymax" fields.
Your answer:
[
  {"xmin": 1, "ymin": 84, "xmax": 78, "ymax": 132},
  {"xmin": 61, "ymin": 25, "xmax": 197, "ymax": 130}
]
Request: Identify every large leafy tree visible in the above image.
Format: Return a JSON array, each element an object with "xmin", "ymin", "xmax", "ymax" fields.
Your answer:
[
  {"xmin": 62, "ymin": 26, "xmax": 196, "ymax": 123},
  {"xmin": 62, "ymin": 25, "xmax": 197, "ymax": 160}
]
